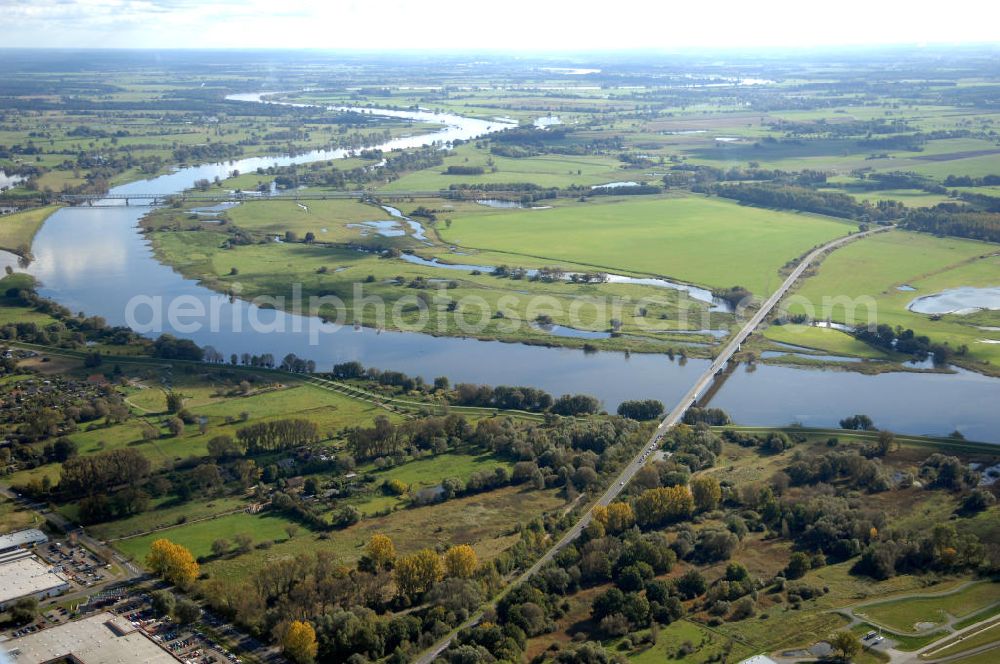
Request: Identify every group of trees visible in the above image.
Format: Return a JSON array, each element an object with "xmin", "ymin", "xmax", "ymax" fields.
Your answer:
[
  {"xmin": 902, "ymin": 204, "xmax": 1000, "ymax": 243},
  {"xmin": 616, "ymin": 399, "xmax": 664, "ymax": 421},
  {"xmin": 709, "ymin": 182, "xmax": 904, "ymax": 221},
  {"xmin": 235, "ymin": 418, "xmax": 319, "ymax": 454},
  {"xmin": 330, "ymin": 361, "xmax": 605, "ymax": 417},
  {"xmin": 198, "ymin": 532, "xmax": 501, "ymax": 663},
  {"xmin": 853, "ymin": 323, "xmax": 961, "ymax": 364},
  {"xmin": 59, "ymin": 447, "xmax": 150, "ymax": 497}
]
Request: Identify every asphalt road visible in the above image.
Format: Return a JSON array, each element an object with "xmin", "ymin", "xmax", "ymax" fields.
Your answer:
[{"xmin": 414, "ymin": 224, "xmax": 891, "ymax": 664}]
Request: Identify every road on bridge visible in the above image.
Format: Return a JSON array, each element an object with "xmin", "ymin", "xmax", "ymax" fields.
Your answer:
[{"xmin": 414, "ymin": 223, "xmax": 892, "ymax": 664}]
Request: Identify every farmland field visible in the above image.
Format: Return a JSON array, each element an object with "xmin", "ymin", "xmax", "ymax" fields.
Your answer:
[{"xmin": 440, "ymin": 194, "xmax": 854, "ymax": 295}]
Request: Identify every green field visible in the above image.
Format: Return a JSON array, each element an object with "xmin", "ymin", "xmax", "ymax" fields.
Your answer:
[
  {"xmin": 762, "ymin": 324, "xmax": 896, "ymax": 359},
  {"xmin": 114, "ymin": 511, "xmax": 295, "ymax": 561},
  {"xmin": 371, "ymin": 451, "xmax": 514, "ymax": 490},
  {"xmin": 790, "ymin": 230, "xmax": 1000, "ymax": 367},
  {"xmin": 621, "ymin": 620, "xmax": 756, "ymax": 664},
  {"xmin": 221, "ymin": 198, "xmax": 393, "ymax": 241},
  {"xmin": 440, "ymin": 194, "xmax": 854, "ymax": 295},
  {"xmin": 857, "ymin": 582, "xmax": 1000, "ymax": 634},
  {"xmin": 381, "ymin": 146, "xmax": 628, "ymax": 190},
  {"xmin": 0, "ymin": 496, "xmax": 40, "ymax": 533},
  {"xmin": 0, "ymin": 205, "xmax": 61, "ymax": 254}
]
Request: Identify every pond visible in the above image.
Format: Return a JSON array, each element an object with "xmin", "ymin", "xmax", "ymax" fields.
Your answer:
[
  {"xmin": 591, "ymin": 181, "xmax": 639, "ymax": 189},
  {"xmin": 908, "ymin": 286, "xmax": 1000, "ymax": 315},
  {"xmin": 531, "ymin": 323, "xmax": 612, "ymax": 340}
]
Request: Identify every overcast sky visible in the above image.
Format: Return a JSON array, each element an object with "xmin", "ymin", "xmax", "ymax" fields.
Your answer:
[{"xmin": 2, "ymin": 0, "xmax": 998, "ymax": 50}]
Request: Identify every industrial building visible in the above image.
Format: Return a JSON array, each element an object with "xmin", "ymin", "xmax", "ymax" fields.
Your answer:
[
  {"xmin": 0, "ymin": 611, "xmax": 178, "ymax": 663},
  {"xmin": 0, "ymin": 528, "xmax": 48, "ymax": 553},
  {"xmin": 0, "ymin": 550, "xmax": 70, "ymax": 610}
]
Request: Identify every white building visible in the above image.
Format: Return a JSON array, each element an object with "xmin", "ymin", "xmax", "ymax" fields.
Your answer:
[
  {"xmin": 0, "ymin": 550, "xmax": 70, "ymax": 610},
  {"xmin": 1, "ymin": 611, "xmax": 178, "ymax": 663},
  {"xmin": 0, "ymin": 528, "xmax": 48, "ymax": 553}
]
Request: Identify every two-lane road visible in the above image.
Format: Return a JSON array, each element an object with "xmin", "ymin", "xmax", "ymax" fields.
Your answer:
[{"xmin": 414, "ymin": 224, "xmax": 891, "ymax": 664}]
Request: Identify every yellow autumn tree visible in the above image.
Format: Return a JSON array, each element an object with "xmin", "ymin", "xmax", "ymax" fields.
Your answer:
[
  {"xmin": 394, "ymin": 548, "xmax": 444, "ymax": 599},
  {"xmin": 281, "ymin": 620, "xmax": 318, "ymax": 664},
  {"xmin": 605, "ymin": 502, "xmax": 635, "ymax": 533},
  {"xmin": 146, "ymin": 538, "xmax": 199, "ymax": 588},
  {"xmin": 591, "ymin": 504, "xmax": 609, "ymax": 526},
  {"xmin": 444, "ymin": 544, "xmax": 478, "ymax": 579},
  {"xmin": 690, "ymin": 476, "xmax": 722, "ymax": 512},
  {"xmin": 634, "ymin": 486, "xmax": 694, "ymax": 527},
  {"xmin": 366, "ymin": 533, "xmax": 396, "ymax": 569}
]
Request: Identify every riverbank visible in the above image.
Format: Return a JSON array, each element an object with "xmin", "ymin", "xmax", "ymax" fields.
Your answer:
[{"xmin": 0, "ymin": 205, "xmax": 62, "ymax": 256}]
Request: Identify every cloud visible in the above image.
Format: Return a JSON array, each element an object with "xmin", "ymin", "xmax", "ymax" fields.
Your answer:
[{"xmin": 1, "ymin": 0, "xmax": 998, "ymax": 49}]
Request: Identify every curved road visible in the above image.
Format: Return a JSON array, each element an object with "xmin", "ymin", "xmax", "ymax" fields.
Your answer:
[{"xmin": 414, "ymin": 224, "xmax": 892, "ymax": 664}]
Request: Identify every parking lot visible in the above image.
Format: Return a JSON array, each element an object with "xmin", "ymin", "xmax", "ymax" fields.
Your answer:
[
  {"xmin": 36, "ymin": 540, "xmax": 113, "ymax": 589},
  {"xmin": 115, "ymin": 597, "xmax": 242, "ymax": 664}
]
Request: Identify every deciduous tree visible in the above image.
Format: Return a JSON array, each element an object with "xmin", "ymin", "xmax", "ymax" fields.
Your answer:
[{"xmin": 146, "ymin": 539, "xmax": 199, "ymax": 588}]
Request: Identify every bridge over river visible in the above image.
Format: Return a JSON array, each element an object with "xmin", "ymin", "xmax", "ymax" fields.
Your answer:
[{"xmin": 2, "ymin": 190, "xmax": 551, "ymax": 207}]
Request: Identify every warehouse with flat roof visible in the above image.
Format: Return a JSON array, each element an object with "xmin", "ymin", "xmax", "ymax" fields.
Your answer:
[
  {"xmin": 0, "ymin": 528, "xmax": 48, "ymax": 552},
  {"xmin": 0, "ymin": 611, "xmax": 178, "ymax": 663},
  {"xmin": 0, "ymin": 550, "xmax": 70, "ymax": 610}
]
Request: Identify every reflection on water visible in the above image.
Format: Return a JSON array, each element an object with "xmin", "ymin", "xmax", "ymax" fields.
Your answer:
[
  {"xmin": 714, "ymin": 363, "xmax": 1000, "ymax": 442},
  {"xmin": 532, "ymin": 322, "xmax": 612, "ymax": 339},
  {"xmin": 908, "ymin": 286, "xmax": 1000, "ymax": 315}
]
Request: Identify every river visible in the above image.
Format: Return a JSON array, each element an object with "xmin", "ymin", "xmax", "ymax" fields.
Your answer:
[{"xmin": 6, "ymin": 91, "xmax": 1000, "ymax": 442}]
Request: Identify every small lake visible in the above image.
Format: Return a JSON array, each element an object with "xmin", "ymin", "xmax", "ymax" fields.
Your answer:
[
  {"xmin": 591, "ymin": 181, "xmax": 640, "ymax": 189},
  {"xmin": 908, "ymin": 286, "xmax": 1000, "ymax": 315},
  {"xmin": 532, "ymin": 323, "xmax": 611, "ymax": 340},
  {"xmin": 477, "ymin": 199, "xmax": 527, "ymax": 209},
  {"xmin": 533, "ymin": 116, "xmax": 562, "ymax": 128},
  {"xmin": 347, "ymin": 220, "xmax": 406, "ymax": 237},
  {"xmin": 381, "ymin": 206, "xmax": 430, "ymax": 244}
]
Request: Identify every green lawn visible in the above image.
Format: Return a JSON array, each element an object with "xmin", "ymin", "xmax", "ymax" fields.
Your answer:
[
  {"xmin": 858, "ymin": 582, "xmax": 1000, "ymax": 634},
  {"xmin": 88, "ymin": 496, "xmax": 250, "ymax": 541},
  {"xmin": 114, "ymin": 511, "xmax": 296, "ymax": 561},
  {"xmin": 790, "ymin": 229, "xmax": 1000, "ymax": 366},
  {"xmin": 621, "ymin": 620, "xmax": 756, "ymax": 664},
  {"xmin": 439, "ymin": 194, "xmax": 854, "ymax": 295},
  {"xmin": 763, "ymin": 324, "xmax": 895, "ymax": 359},
  {"xmin": 371, "ymin": 451, "xmax": 513, "ymax": 489}
]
